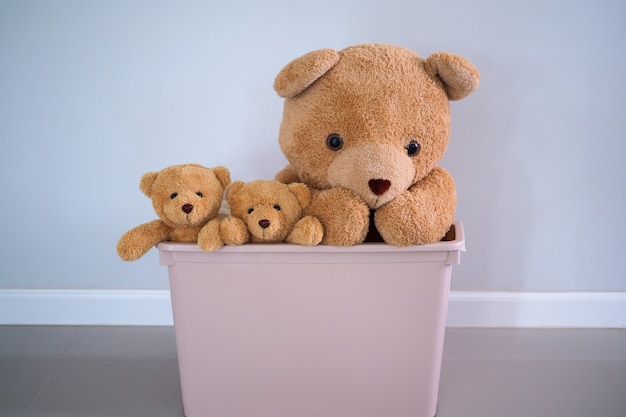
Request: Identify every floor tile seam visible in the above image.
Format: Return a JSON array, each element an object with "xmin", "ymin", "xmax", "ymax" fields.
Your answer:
[
  {"xmin": 22, "ymin": 372, "xmax": 53, "ymax": 417},
  {"xmin": 21, "ymin": 327, "xmax": 81, "ymax": 417}
]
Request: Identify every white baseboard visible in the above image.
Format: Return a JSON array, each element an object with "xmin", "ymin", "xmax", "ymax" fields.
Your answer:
[
  {"xmin": 447, "ymin": 291, "xmax": 626, "ymax": 328},
  {"xmin": 0, "ymin": 289, "xmax": 624, "ymax": 328},
  {"xmin": 0, "ymin": 289, "xmax": 173, "ymax": 326}
]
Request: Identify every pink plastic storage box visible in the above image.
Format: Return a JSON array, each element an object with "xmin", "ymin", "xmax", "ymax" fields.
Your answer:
[{"xmin": 157, "ymin": 221, "xmax": 465, "ymax": 417}]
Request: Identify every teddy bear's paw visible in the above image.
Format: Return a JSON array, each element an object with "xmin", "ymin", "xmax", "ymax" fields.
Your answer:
[
  {"xmin": 219, "ymin": 216, "xmax": 250, "ymax": 246},
  {"xmin": 286, "ymin": 215, "xmax": 324, "ymax": 246},
  {"xmin": 117, "ymin": 220, "xmax": 175, "ymax": 261},
  {"xmin": 116, "ymin": 234, "xmax": 151, "ymax": 262},
  {"xmin": 306, "ymin": 187, "xmax": 369, "ymax": 246},
  {"xmin": 197, "ymin": 219, "xmax": 224, "ymax": 252},
  {"xmin": 375, "ymin": 194, "xmax": 449, "ymax": 246}
]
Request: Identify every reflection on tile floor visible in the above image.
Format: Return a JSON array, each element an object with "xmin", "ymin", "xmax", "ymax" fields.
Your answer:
[{"xmin": 1, "ymin": 326, "xmax": 624, "ymax": 417}]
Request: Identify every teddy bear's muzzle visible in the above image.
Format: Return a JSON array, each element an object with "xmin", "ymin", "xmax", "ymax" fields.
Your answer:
[{"xmin": 327, "ymin": 144, "xmax": 416, "ymax": 209}]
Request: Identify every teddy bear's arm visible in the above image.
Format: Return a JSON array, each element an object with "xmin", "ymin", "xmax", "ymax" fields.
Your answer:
[
  {"xmin": 274, "ymin": 166, "xmax": 301, "ymax": 184},
  {"xmin": 197, "ymin": 216, "xmax": 225, "ymax": 252},
  {"xmin": 286, "ymin": 215, "xmax": 324, "ymax": 246},
  {"xmin": 219, "ymin": 216, "xmax": 250, "ymax": 246},
  {"xmin": 374, "ymin": 167, "xmax": 456, "ymax": 246},
  {"xmin": 304, "ymin": 187, "xmax": 370, "ymax": 246},
  {"xmin": 116, "ymin": 220, "xmax": 172, "ymax": 261}
]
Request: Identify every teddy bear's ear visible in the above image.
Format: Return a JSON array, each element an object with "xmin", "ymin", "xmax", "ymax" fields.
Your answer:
[
  {"xmin": 225, "ymin": 181, "xmax": 244, "ymax": 201},
  {"xmin": 139, "ymin": 172, "xmax": 159, "ymax": 198},
  {"xmin": 274, "ymin": 49, "xmax": 340, "ymax": 98},
  {"xmin": 287, "ymin": 183, "xmax": 312, "ymax": 209},
  {"xmin": 212, "ymin": 166, "xmax": 231, "ymax": 189},
  {"xmin": 424, "ymin": 52, "xmax": 480, "ymax": 101}
]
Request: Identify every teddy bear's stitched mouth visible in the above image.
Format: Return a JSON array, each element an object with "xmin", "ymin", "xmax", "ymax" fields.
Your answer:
[
  {"xmin": 178, "ymin": 211, "xmax": 205, "ymax": 227},
  {"xmin": 256, "ymin": 228, "xmax": 281, "ymax": 241}
]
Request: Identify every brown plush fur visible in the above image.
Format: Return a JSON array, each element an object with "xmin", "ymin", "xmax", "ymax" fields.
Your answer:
[
  {"xmin": 273, "ymin": 43, "xmax": 479, "ymax": 246},
  {"xmin": 117, "ymin": 164, "xmax": 230, "ymax": 261},
  {"xmin": 220, "ymin": 180, "xmax": 323, "ymax": 246}
]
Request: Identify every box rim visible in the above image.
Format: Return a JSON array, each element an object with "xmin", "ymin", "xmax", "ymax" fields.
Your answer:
[{"xmin": 157, "ymin": 221, "xmax": 465, "ymax": 254}]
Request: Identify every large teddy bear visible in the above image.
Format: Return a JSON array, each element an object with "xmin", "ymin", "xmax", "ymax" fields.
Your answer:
[{"xmin": 273, "ymin": 43, "xmax": 479, "ymax": 246}]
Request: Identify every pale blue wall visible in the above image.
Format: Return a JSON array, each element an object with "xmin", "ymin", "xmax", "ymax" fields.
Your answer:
[{"xmin": 1, "ymin": 0, "xmax": 624, "ymax": 291}]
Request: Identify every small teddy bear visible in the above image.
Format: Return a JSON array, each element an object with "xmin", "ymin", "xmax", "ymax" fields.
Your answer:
[
  {"xmin": 218, "ymin": 180, "xmax": 323, "ymax": 247},
  {"xmin": 117, "ymin": 164, "xmax": 231, "ymax": 261}
]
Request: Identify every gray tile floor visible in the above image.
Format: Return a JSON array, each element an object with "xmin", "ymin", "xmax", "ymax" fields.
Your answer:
[{"xmin": 1, "ymin": 326, "xmax": 624, "ymax": 417}]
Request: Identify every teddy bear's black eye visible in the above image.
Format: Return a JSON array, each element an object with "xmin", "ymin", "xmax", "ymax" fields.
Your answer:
[
  {"xmin": 170, "ymin": 192, "xmax": 178, "ymax": 199},
  {"xmin": 196, "ymin": 192, "xmax": 203, "ymax": 198},
  {"xmin": 248, "ymin": 208, "xmax": 254, "ymax": 214},
  {"xmin": 273, "ymin": 205, "xmax": 281, "ymax": 211},
  {"xmin": 326, "ymin": 133, "xmax": 343, "ymax": 151},
  {"xmin": 405, "ymin": 140, "xmax": 421, "ymax": 156}
]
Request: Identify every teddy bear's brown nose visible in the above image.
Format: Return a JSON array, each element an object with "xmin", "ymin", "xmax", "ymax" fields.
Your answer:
[
  {"xmin": 368, "ymin": 179, "xmax": 391, "ymax": 196},
  {"xmin": 259, "ymin": 219, "xmax": 270, "ymax": 229},
  {"xmin": 182, "ymin": 204, "xmax": 193, "ymax": 214}
]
